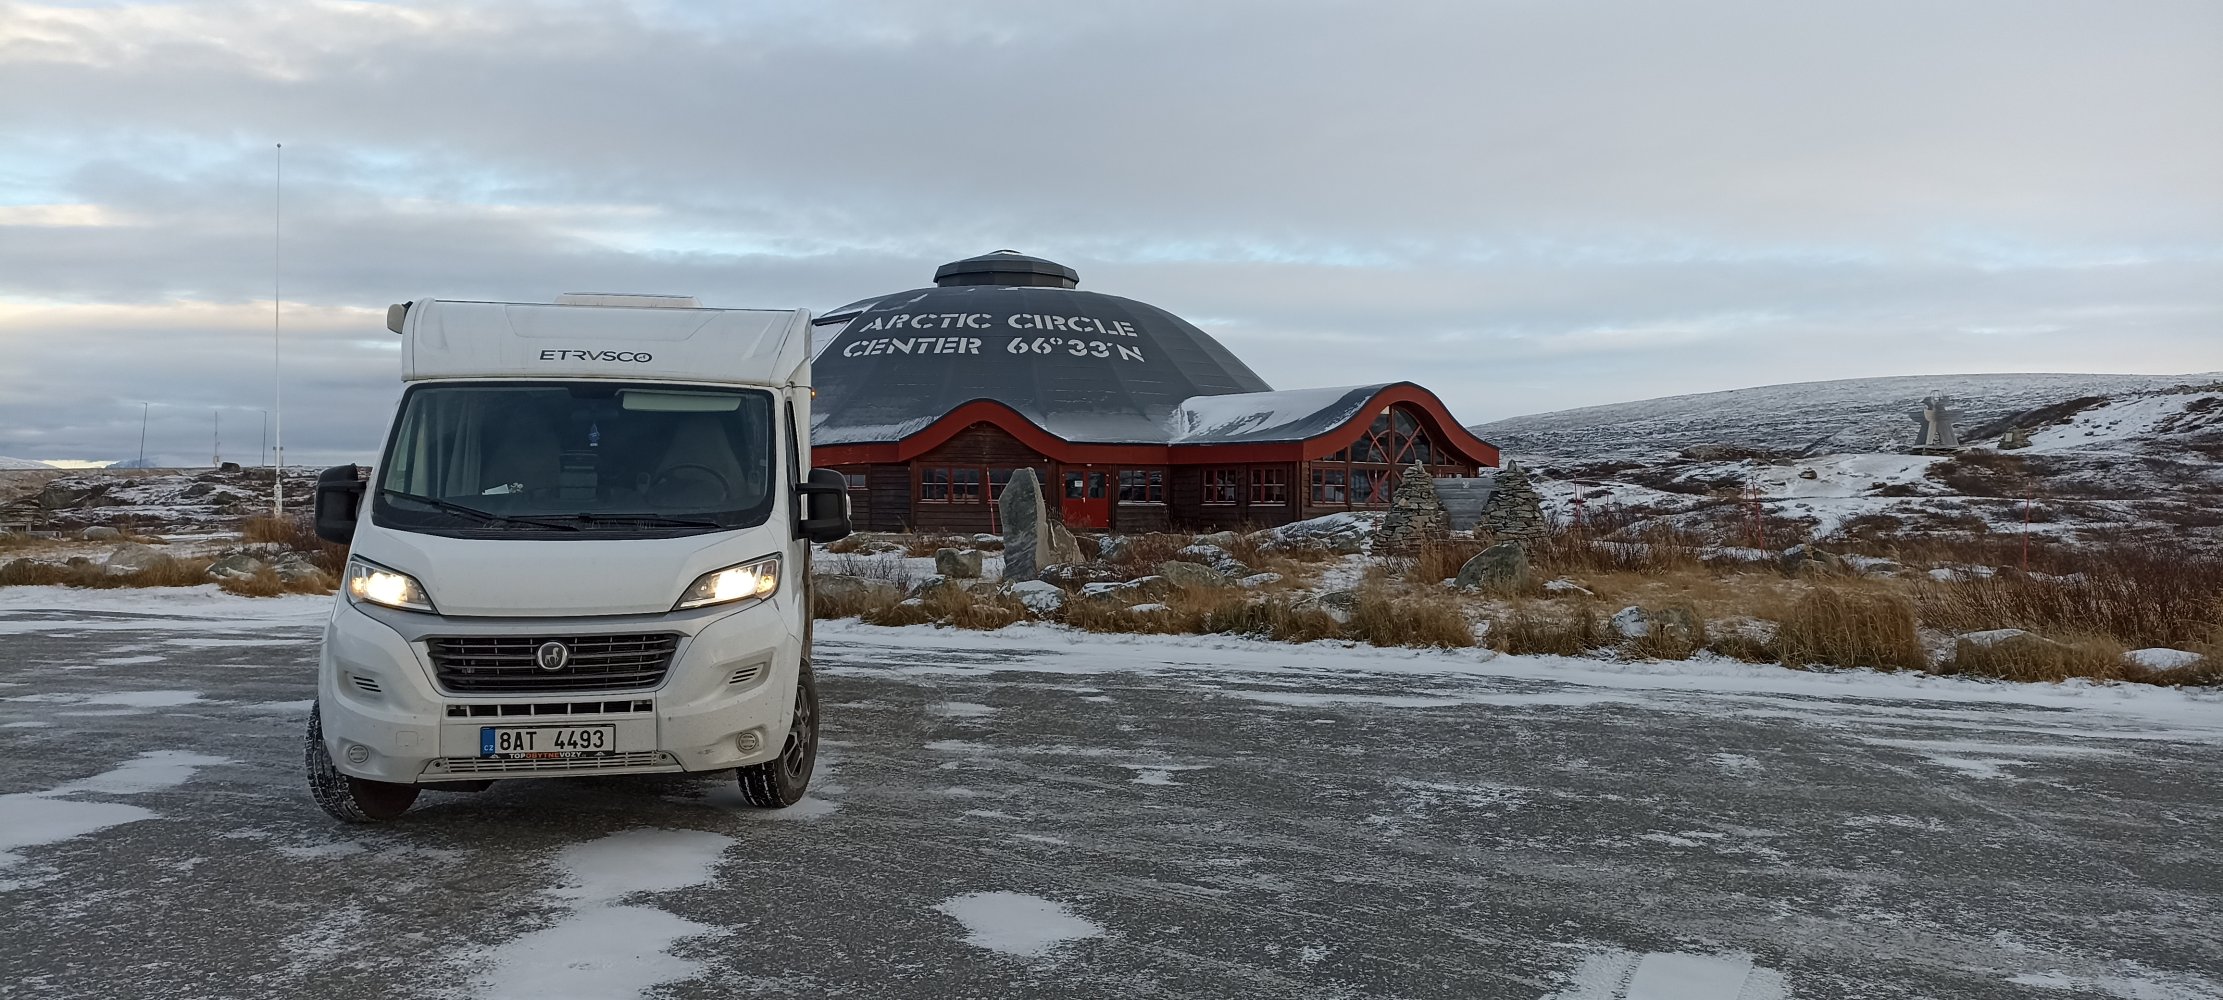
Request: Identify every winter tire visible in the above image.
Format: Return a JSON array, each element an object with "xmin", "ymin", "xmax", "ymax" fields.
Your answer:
[
  {"xmin": 305, "ymin": 703, "xmax": 420, "ymax": 823},
  {"xmin": 736, "ymin": 662, "xmax": 819, "ymax": 808}
]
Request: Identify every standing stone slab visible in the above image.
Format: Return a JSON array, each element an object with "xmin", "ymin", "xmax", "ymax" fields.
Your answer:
[{"xmin": 1000, "ymin": 468, "xmax": 1052, "ymax": 581}]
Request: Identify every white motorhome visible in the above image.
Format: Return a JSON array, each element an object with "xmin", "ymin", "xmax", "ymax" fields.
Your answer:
[{"xmin": 305, "ymin": 294, "xmax": 851, "ymax": 822}]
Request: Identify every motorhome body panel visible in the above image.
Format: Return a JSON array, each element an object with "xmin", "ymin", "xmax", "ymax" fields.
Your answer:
[{"xmin": 400, "ymin": 299, "xmax": 812, "ymax": 386}]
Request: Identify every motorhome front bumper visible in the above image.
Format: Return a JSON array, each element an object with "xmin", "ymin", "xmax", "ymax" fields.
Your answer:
[{"xmin": 318, "ymin": 595, "xmax": 804, "ymax": 784}]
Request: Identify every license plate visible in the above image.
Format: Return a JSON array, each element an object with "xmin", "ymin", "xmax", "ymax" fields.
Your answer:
[{"xmin": 478, "ymin": 725, "xmax": 616, "ymax": 759}]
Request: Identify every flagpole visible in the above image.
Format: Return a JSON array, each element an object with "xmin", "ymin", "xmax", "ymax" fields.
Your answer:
[{"xmin": 272, "ymin": 142, "xmax": 285, "ymax": 516}]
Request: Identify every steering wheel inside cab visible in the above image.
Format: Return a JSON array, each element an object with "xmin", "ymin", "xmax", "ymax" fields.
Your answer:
[{"xmin": 647, "ymin": 464, "xmax": 732, "ymax": 507}]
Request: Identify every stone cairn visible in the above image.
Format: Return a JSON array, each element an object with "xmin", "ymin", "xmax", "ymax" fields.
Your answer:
[
  {"xmin": 1477, "ymin": 461, "xmax": 1547, "ymax": 544},
  {"xmin": 1376, "ymin": 461, "xmax": 1451, "ymax": 554}
]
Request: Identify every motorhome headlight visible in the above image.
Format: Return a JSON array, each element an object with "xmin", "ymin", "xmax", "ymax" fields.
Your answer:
[
  {"xmin": 344, "ymin": 559, "xmax": 436, "ymax": 613},
  {"xmin": 676, "ymin": 555, "xmax": 780, "ymax": 611}
]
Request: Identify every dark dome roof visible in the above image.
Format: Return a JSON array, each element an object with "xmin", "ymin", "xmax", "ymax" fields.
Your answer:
[
  {"xmin": 934, "ymin": 250, "xmax": 1079, "ymax": 288},
  {"xmin": 813, "ymin": 254, "xmax": 1272, "ymax": 445}
]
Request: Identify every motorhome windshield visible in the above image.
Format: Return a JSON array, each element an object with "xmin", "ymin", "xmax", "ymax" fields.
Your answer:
[{"xmin": 372, "ymin": 382, "xmax": 777, "ymax": 536}]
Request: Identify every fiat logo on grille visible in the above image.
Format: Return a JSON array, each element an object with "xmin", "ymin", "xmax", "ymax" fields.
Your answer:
[{"xmin": 535, "ymin": 641, "xmax": 571, "ymax": 671}]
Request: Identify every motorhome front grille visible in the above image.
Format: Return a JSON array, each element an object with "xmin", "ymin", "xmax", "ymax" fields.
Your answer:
[
  {"xmin": 443, "ymin": 700, "xmax": 655, "ymax": 719},
  {"xmin": 425, "ymin": 634, "xmax": 681, "ymax": 693}
]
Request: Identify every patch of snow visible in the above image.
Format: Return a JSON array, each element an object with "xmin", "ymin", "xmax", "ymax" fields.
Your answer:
[
  {"xmin": 0, "ymin": 751, "xmax": 228, "ymax": 867},
  {"xmin": 931, "ymin": 701, "xmax": 998, "ymax": 718},
  {"xmin": 935, "ymin": 891, "xmax": 1104, "ymax": 958},
  {"xmin": 1547, "ymin": 946, "xmax": 1788, "ymax": 1000},
  {"xmin": 2126, "ymin": 648, "xmax": 2203, "ymax": 671},
  {"xmin": 1957, "ymin": 629, "xmax": 2034, "ymax": 648},
  {"xmin": 472, "ymin": 828, "xmax": 733, "ymax": 1000}
]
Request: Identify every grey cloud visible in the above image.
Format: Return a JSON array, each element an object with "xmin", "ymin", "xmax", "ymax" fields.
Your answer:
[{"xmin": 0, "ymin": 0, "xmax": 2218, "ymax": 462}]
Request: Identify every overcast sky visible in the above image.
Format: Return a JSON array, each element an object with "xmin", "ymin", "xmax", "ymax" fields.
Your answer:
[{"xmin": 2, "ymin": 0, "xmax": 2218, "ymax": 466}]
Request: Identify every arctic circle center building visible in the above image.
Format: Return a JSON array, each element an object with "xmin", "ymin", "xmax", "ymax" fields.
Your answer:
[{"xmin": 809, "ymin": 251, "xmax": 1499, "ymax": 534}]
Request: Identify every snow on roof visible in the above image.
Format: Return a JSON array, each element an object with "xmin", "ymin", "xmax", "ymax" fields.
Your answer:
[{"xmin": 1168, "ymin": 385, "xmax": 1391, "ymax": 444}]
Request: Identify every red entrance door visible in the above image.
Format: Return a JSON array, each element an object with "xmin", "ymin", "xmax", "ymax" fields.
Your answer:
[{"xmin": 1061, "ymin": 468, "xmax": 1110, "ymax": 529}]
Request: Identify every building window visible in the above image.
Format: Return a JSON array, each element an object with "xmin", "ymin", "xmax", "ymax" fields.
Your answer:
[
  {"xmin": 919, "ymin": 467, "xmax": 950, "ymax": 503},
  {"xmin": 989, "ymin": 468, "xmax": 1016, "ymax": 500},
  {"xmin": 1249, "ymin": 468, "xmax": 1287, "ymax": 505},
  {"xmin": 951, "ymin": 467, "xmax": 983, "ymax": 503},
  {"xmin": 1203, "ymin": 468, "xmax": 1241, "ymax": 505},
  {"xmin": 1310, "ymin": 468, "xmax": 1347, "ymax": 504},
  {"xmin": 1312, "ymin": 404, "xmax": 1451, "ymax": 508},
  {"xmin": 1119, "ymin": 469, "xmax": 1165, "ymax": 504},
  {"xmin": 842, "ymin": 471, "xmax": 868, "ymax": 491}
]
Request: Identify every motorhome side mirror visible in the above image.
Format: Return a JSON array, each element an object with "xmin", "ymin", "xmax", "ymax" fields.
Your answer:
[
  {"xmin": 796, "ymin": 468, "xmax": 853, "ymax": 544},
  {"xmin": 313, "ymin": 465, "xmax": 368, "ymax": 544}
]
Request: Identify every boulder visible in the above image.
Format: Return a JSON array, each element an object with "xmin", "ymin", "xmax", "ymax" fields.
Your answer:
[
  {"xmin": 38, "ymin": 481, "xmax": 108, "ymax": 510},
  {"xmin": 1779, "ymin": 544, "xmax": 1846, "ymax": 577},
  {"xmin": 1193, "ymin": 530, "xmax": 1241, "ymax": 549},
  {"xmin": 1044, "ymin": 520, "xmax": 1085, "ymax": 570},
  {"xmin": 180, "ymin": 482, "xmax": 217, "ymax": 500},
  {"xmin": 1008, "ymin": 580, "xmax": 1067, "ymax": 616},
  {"xmin": 934, "ymin": 547, "xmax": 984, "ymax": 579},
  {"xmin": 1254, "ymin": 511, "xmax": 1376, "ymax": 555},
  {"xmin": 1542, "ymin": 578, "xmax": 1595, "ymax": 597},
  {"xmin": 1299, "ymin": 589, "xmax": 1360, "ymax": 623},
  {"xmin": 1452, "ymin": 542, "xmax": 1530, "ymax": 593},
  {"xmin": 1609, "ymin": 606, "xmax": 1652, "ymax": 639},
  {"xmin": 1, "ymin": 557, "xmax": 34, "ymax": 578},
  {"xmin": 1174, "ymin": 543, "xmax": 1249, "ymax": 576},
  {"xmin": 80, "ymin": 525, "xmax": 123, "ymax": 541},
  {"xmin": 814, "ymin": 573, "xmax": 897, "ymax": 605},
  {"xmin": 273, "ymin": 554, "xmax": 324, "ymax": 583},
  {"xmin": 1037, "ymin": 562, "xmax": 1125, "ymax": 588},
  {"xmin": 206, "ymin": 553, "xmax": 268, "ymax": 581},
  {"xmin": 1082, "ymin": 575, "xmax": 1174, "ymax": 603},
  {"xmin": 906, "ymin": 574, "xmax": 954, "ymax": 598},
  {"xmin": 103, "ymin": 543, "xmax": 167, "ymax": 575},
  {"xmin": 1156, "ymin": 560, "xmax": 1231, "ymax": 590},
  {"xmin": 2126, "ymin": 647, "xmax": 2203, "ymax": 671},
  {"xmin": 1651, "ymin": 605, "xmax": 1705, "ymax": 647},
  {"xmin": 1096, "ymin": 535, "xmax": 1132, "ymax": 562},
  {"xmin": 1237, "ymin": 571, "xmax": 1285, "ymax": 589}
]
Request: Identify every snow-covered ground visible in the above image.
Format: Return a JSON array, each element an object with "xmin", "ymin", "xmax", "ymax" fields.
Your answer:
[{"xmin": 3, "ymin": 586, "xmax": 2220, "ymax": 998}]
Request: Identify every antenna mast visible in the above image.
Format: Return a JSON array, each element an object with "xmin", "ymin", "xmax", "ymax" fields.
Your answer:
[{"xmin": 272, "ymin": 142, "xmax": 284, "ymax": 516}]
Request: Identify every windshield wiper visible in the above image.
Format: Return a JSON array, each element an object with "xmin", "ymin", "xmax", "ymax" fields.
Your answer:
[
  {"xmin": 378, "ymin": 489, "xmax": 581, "ymax": 531},
  {"xmin": 516, "ymin": 512, "xmax": 727, "ymax": 529}
]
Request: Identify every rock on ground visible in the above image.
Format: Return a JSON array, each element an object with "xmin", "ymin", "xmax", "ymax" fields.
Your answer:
[
  {"xmin": 935, "ymin": 548, "xmax": 984, "ymax": 579},
  {"xmin": 1453, "ymin": 542, "xmax": 1530, "ymax": 593}
]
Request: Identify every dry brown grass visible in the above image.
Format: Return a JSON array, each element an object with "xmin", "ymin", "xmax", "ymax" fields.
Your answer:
[
  {"xmin": 1486, "ymin": 602, "xmax": 1607, "ymax": 656},
  {"xmin": 212, "ymin": 566, "xmax": 336, "ymax": 597},
  {"xmin": 1775, "ymin": 589, "xmax": 1927, "ymax": 671},
  {"xmin": 1626, "ymin": 604, "xmax": 1708, "ymax": 660},
  {"xmin": 1914, "ymin": 547, "xmax": 2223, "ymax": 649},
  {"xmin": 0, "ymin": 555, "xmax": 213, "ymax": 590},
  {"xmin": 240, "ymin": 514, "xmax": 350, "ymax": 574},
  {"xmin": 1103, "ymin": 533, "xmax": 1195, "ymax": 572},
  {"xmin": 810, "ymin": 580, "xmax": 903, "ymax": 620},
  {"xmin": 858, "ymin": 583, "xmax": 1024, "ymax": 630},
  {"xmin": 1944, "ymin": 631, "xmax": 2130, "ymax": 683},
  {"xmin": 1345, "ymin": 582, "xmax": 1475, "ymax": 648}
]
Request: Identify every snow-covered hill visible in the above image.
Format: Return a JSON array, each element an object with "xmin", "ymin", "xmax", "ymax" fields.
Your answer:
[
  {"xmin": 1473, "ymin": 374, "xmax": 2223, "ymax": 554},
  {"xmin": 1473, "ymin": 373, "xmax": 2213, "ymax": 462},
  {"xmin": 0, "ymin": 456, "xmax": 54, "ymax": 470}
]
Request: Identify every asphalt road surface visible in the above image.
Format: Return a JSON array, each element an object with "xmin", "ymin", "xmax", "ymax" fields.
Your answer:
[{"xmin": 2, "ymin": 592, "xmax": 2219, "ymax": 999}]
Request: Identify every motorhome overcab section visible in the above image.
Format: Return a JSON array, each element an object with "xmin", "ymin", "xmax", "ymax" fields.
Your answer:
[{"xmin": 305, "ymin": 295, "xmax": 853, "ymax": 823}]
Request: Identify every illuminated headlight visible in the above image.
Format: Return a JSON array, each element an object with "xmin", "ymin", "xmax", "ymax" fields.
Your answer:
[
  {"xmin": 676, "ymin": 555, "xmax": 780, "ymax": 611},
  {"xmin": 344, "ymin": 559, "xmax": 436, "ymax": 613}
]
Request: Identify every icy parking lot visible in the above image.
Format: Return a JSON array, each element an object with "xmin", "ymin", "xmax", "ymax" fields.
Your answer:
[{"xmin": 2, "ymin": 587, "xmax": 2220, "ymax": 999}]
